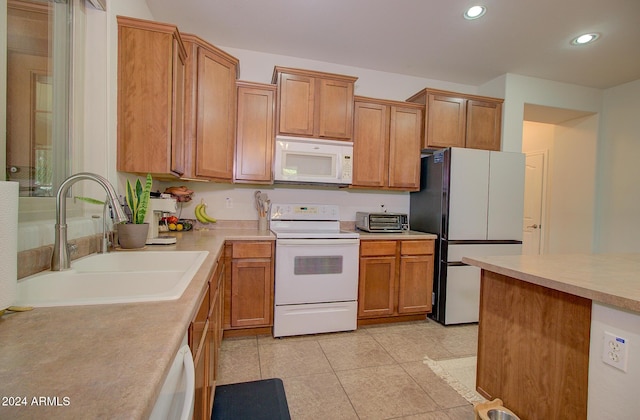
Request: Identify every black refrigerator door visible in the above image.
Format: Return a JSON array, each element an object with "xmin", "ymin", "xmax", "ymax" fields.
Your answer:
[{"xmin": 410, "ymin": 153, "xmax": 445, "ymax": 236}]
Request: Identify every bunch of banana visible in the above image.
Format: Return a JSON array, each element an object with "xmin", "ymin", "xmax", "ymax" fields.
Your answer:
[{"xmin": 195, "ymin": 199, "xmax": 217, "ymax": 224}]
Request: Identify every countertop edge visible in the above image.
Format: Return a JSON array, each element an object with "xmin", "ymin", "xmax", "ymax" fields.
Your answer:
[
  {"xmin": 0, "ymin": 229, "xmax": 275, "ymax": 419},
  {"xmin": 462, "ymin": 255, "xmax": 640, "ymax": 314}
]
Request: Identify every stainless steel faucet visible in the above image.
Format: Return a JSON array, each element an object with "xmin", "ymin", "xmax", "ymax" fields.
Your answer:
[{"xmin": 52, "ymin": 172, "xmax": 129, "ymax": 271}]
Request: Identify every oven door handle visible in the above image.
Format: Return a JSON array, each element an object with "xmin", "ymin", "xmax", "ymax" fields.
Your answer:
[{"xmin": 276, "ymin": 238, "xmax": 360, "ymax": 246}]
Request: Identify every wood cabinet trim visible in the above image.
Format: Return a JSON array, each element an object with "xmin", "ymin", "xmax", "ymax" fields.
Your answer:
[
  {"xmin": 407, "ymin": 88, "xmax": 504, "ymax": 105},
  {"xmin": 272, "ymin": 66, "xmax": 358, "ymax": 84},
  {"xmin": 181, "ymin": 33, "xmax": 240, "ymax": 76},
  {"xmin": 355, "ymin": 95, "xmax": 424, "ymax": 110}
]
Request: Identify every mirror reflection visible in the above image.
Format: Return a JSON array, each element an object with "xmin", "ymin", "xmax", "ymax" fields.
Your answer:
[{"xmin": 6, "ymin": 0, "xmax": 71, "ymax": 197}]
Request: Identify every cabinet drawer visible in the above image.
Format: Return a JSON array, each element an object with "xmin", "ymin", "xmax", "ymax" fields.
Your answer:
[
  {"xmin": 401, "ymin": 240, "xmax": 434, "ymax": 256},
  {"xmin": 232, "ymin": 242, "xmax": 272, "ymax": 259},
  {"xmin": 360, "ymin": 241, "xmax": 397, "ymax": 257}
]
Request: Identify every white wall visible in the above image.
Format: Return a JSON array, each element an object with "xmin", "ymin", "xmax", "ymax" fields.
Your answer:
[
  {"xmin": 588, "ymin": 303, "xmax": 640, "ymax": 418},
  {"xmin": 502, "ymin": 74, "xmax": 602, "ymax": 153},
  {"xmin": 221, "ymin": 46, "xmax": 478, "ymax": 101},
  {"xmin": 595, "ymin": 79, "xmax": 640, "ymax": 253}
]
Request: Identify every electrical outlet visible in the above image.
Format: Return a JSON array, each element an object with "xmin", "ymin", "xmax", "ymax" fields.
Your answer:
[
  {"xmin": 225, "ymin": 197, "xmax": 233, "ymax": 208},
  {"xmin": 602, "ymin": 331, "xmax": 628, "ymax": 372}
]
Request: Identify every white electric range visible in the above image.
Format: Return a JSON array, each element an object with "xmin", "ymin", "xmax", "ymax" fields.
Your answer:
[{"xmin": 269, "ymin": 204, "xmax": 360, "ymax": 337}]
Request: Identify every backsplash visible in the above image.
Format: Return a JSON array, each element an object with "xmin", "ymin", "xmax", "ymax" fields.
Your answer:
[
  {"xmin": 16, "ymin": 219, "xmax": 263, "ymax": 279},
  {"xmin": 17, "ymin": 233, "xmax": 102, "ymax": 279}
]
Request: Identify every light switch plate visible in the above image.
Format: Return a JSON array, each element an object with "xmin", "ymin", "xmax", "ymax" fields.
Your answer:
[{"xmin": 602, "ymin": 331, "xmax": 628, "ymax": 372}]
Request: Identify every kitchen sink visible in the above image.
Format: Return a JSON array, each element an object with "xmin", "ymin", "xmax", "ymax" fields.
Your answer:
[{"xmin": 16, "ymin": 251, "xmax": 209, "ymax": 307}]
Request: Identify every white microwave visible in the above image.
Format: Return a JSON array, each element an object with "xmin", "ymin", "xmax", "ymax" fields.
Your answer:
[{"xmin": 273, "ymin": 135, "xmax": 353, "ymax": 185}]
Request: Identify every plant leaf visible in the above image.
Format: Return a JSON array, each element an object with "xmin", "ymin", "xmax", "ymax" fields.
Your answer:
[
  {"xmin": 74, "ymin": 196, "xmax": 105, "ymax": 205},
  {"xmin": 125, "ymin": 179, "xmax": 138, "ymax": 221},
  {"xmin": 136, "ymin": 173, "xmax": 153, "ymax": 223}
]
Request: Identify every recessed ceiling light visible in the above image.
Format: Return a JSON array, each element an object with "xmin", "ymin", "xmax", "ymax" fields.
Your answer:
[
  {"xmin": 571, "ymin": 33, "xmax": 600, "ymax": 46},
  {"xmin": 464, "ymin": 5, "xmax": 486, "ymax": 20}
]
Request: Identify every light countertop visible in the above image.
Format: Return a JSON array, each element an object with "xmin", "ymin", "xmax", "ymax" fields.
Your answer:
[
  {"xmin": 0, "ymin": 228, "xmax": 274, "ymax": 419},
  {"xmin": 462, "ymin": 253, "xmax": 640, "ymax": 313}
]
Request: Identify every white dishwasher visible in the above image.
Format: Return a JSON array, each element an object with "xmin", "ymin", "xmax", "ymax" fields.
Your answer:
[{"xmin": 149, "ymin": 333, "xmax": 195, "ymax": 420}]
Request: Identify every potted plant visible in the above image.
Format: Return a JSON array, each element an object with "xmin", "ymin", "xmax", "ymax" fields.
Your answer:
[{"xmin": 117, "ymin": 173, "xmax": 152, "ymax": 249}]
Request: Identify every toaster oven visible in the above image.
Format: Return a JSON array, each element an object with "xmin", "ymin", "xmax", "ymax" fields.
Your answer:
[{"xmin": 356, "ymin": 212, "xmax": 409, "ymax": 233}]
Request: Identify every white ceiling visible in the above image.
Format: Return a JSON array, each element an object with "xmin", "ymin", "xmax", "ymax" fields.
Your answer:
[{"xmin": 145, "ymin": 0, "xmax": 640, "ymax": 90}]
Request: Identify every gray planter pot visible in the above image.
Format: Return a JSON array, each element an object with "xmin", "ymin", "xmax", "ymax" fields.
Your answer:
[{"xmin": 117, "ymin": 223, "xmax": 149, "ymax": 249}]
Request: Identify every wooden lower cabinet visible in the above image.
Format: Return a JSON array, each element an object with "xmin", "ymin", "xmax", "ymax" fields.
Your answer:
[
  {"xmin": 477, "ymin": 270, "xmax": 591, "ymax": 419},
  {"xmin": 189, "ymin": 252, "xmax": 225, "ymax": 419},
  {"xmin": 207, "ymin": 255, "xmax": 225, "ymax": 412},
  {"xmin": 224, "ymin": 241, "xmax": 275, "ymax": 335},
  {"xmin": 190, "ymin": 283, "xmax": 210, "ymax": 420},
  {"xmin": 358, "ymin": 239, "xmax": 435, "ymax": 324}
]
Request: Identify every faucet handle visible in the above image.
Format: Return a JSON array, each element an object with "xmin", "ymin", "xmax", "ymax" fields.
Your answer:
[{"xmin": 67, "ymin": 243, "xmax": 79, "ymax": 256}]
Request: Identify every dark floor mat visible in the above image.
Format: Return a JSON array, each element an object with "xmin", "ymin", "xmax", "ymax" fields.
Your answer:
[{"xmin": 212, "ymin": 378, "xmax": 291, "ymax": 420}]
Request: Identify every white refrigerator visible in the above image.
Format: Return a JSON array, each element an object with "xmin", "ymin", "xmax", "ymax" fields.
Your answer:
[{"xmin": 410, "ymin": 147, "xmax": 525, "ymax": 325}]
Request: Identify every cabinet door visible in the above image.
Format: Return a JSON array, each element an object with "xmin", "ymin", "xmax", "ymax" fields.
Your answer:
[
  {"xmin": 208, "ymin": 258, "xmax": 224, "ymax": 411},
  {"xmin": 318, "ymin": 78, "xmax": 354, "ymax": 139},
  {"xmin": 352, "ymin": 101, "xmax": 388, "ymax": 187},
  {"xmin": 192, "ymin": 328, "xmax": 209, "ymax": 420},
  {"xmin": 231, "ymin": 260, "xmax": 273, "ymax": 327},
  {"xmin": 170, "ymin": 37, "xmax": 186, "ymax": 176},
  {"xmin": 117, "ymin": 18, "xmax": 185, "ymax": 178},
  {"xmin": 190, "ymin": 286, "xmax": 210, "ymax": 420},
  {"xmin": 195, "ymin": 47, "xmax": 237, "ymax": 180},
  {"xmin": 278, "ymin": 73, "xmax": 315, "ymax": 136},
  {"xmin": 425, "ymin": 93, "xmax": 466, "ymax": 149},
  {"xmin": 358, "ymin": 256, "xmax": 396, "ymax": 318},
  {"xmin": 235, "ymin": 83, "xmax": 275, "ymax": 183},
  {"xmin": 465, "ymin": 99, "xmax": 502, "ymax": 151},
  {"xmin": 388, "ymin": 106, "xmax": 422, "ymax": 190},
  {"xmin": 398, "ymin": 255, "xmax": 434, "ymax": 314}
]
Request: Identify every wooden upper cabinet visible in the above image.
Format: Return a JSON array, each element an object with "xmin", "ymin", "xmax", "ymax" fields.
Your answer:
[
  {"xmin": 388, "ymin": 106, "xmax": 422, "ymax": 189},
  {"xmin": 234, "ymin": 81, "xmax": 276, "ymax": 184},
  {"xmin": 352, "ymin": 97, "xmax": 423, "ymax": 191},
  {"xmin": 352, "ymin": 101, "xmax": 388, "ymax": 188},
  {"xmin": 427, "ymin": 94, "xmax": 466, "ymax": 149},
  {"xmin": 465, "ymin": 100, "xmax": 502, "ymax": 151},
  {"xmin": 117, "ymin": 16, "xmax": 187, "ymax": 179},
  {"xmin": 182, "ymin": 34, "xmax": 239, "ymax": 181},
  {"xmin": 272, "ymin": 67, "xmax": 357, "ymax": 140},
  {"xmin": 318, "ymin": 78, "xmax": 355, "ymax": 139},
  {"xmin": 407, "ymin": 88, "xmax": 503, "ymax": 151},
  {"xmin": 277, "ymin": 72, "xmax": 315, "ymax": 136}
]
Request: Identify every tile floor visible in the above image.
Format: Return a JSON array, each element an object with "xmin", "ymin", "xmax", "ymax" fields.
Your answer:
[{"xmin": 217, "ymin": 319, "xmax": 480, "ymax": 419}]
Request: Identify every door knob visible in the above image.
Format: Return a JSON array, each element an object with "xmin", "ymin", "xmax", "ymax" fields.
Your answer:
[{"xmin": 527, "ymin": 224, "xmax": 539, "ymax": 229}]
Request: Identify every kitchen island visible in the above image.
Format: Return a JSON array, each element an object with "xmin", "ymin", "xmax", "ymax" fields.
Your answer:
[
  {"xmin": 462, "ymin": 253, "xmax": 640, "ymax": 420},
  {"xmin": 0, "ymin": 228, "xmax": 273, "ymax": 419}
]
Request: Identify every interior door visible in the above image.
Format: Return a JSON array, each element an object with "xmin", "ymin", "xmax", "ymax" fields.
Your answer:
[
  {"xmin": 447, "ymin": 148, "xmax": 490, "ymax": 240},
  {"xmin": 487, "ymin": 151, "xmax": 525, "ymax": 240},
  {"xmin": 522, "ymin": 151, "xmax": 546, "ymax": 254}
]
